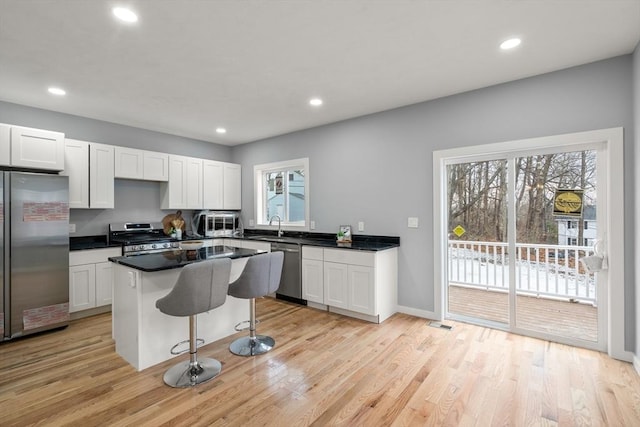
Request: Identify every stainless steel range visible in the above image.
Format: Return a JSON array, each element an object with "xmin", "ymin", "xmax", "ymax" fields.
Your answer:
[{"xmin": 109, "ymin": 222, "xmax": 180, "ymax": 256}]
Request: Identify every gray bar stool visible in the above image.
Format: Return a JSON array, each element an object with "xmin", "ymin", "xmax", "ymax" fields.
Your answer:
[
  {"xmin": 155, "ymin": 258, "xmax": 232, "ymax": 387},
  {"xmin": 228, "ymin": 252, "xmax": 284, "ymax": 356}
]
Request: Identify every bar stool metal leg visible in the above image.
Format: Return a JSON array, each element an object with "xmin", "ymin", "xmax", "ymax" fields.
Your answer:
[
  {"xmin": 163, "ymin": 315, "xmax": 222, "ymax": 387},
  {"xmin": 229, "ymin": 298, "xmax": 275, "ymax": 356}
]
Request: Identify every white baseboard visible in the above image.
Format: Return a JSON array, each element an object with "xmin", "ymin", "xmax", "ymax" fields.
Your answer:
[
  {"xmin": 396, "ymin": 305, "xmax": 438, "ymax": 320},
  {"xmin": 634, "ymin": 355, "xmax": 640, "ymax": 376}
]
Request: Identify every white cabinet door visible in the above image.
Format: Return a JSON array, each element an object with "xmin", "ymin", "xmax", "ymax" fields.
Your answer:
[
  {"xmin": 143, "ymin": 151, "xmax": 169, "ymax": 181},
  {"xmin": 10, "ymin": 126, "xmax": 65, "ymax": 170},
  {"xmin": 223, "ymin": 163, "xmax": 242, "ymax": 209},
  {"xmin": 303, "ymin": 258, "xmax": 324, "ymax": 304},
  {"xmin": 324, "ymin": 261, "xmax": 348, "ymax": 309},
  {"xmin": 95, "ymin": 261, "xmax": 114, "ymax": 307},
  {"xmin": 162, "ymin": 155, "xmax": 187, "ymax": 208},
  {"xmin": 203, "ymin": 159, "xmax": 224, "ymax": 209},
  {"xmin": 69, "ymin": 264, "xmax": 96, "ymax": 312},
  {"xmin": 62, "ymin": 139, "xmax": 89, "ymax": 208},
  {"xmin": 114, "ymin": 147, "xmax": 143, "ymax": 179},
  {"xmin": 0, "ymin": 124, "xmax": 10, "ymax": 166},
  {"xmin": 161, "ymin": 155, "xmax": 203, "ymax": 209},
  {"xmin": 186, "ymin": 157, "xmax": 203, "ymax": 209},
  {"xmin": 348, "ymin": 265, "xmax": 375, "ymax": 315},
  {"xmin": 89, "ymin": 142, "xmax": 115, "ymax": 208}
]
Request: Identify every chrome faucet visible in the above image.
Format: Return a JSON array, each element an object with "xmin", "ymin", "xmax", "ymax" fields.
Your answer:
[{"xmin": 269, "ymin": 215, "xmax": 283, "ymax": 237}]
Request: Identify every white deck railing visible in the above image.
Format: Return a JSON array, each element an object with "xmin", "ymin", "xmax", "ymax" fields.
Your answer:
[{"xmin": 448, "ymin": 240, "xmax": 597, "ymax": 304}]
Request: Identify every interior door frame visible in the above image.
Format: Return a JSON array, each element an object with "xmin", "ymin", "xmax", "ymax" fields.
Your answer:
[{"xmin": 433, "ymin": 127, "xmax": 630, "ymax": 361}]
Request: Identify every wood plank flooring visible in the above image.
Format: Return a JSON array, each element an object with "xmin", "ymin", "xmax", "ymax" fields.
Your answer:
[{"xmin": 1, "ymin": 298, "xmax": 639, "ymax": 426}]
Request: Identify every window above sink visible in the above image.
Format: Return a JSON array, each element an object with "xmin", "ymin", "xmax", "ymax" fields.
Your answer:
[{"xmin": 254, "ymin": 157, "xmax": 310, "ymax": 231}]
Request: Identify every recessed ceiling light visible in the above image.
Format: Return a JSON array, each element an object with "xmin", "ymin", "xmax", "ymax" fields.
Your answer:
[
  {"xmin": 48, "ymin": 87, "xmax": 66, "ymax": 96},
  {"xmin": 500, "ymin": 38, "xmax": 521, "ymax": 50},
  {"xmin": 309, "ymin": 98, "xmax": 323, "ymax": 106},
  {"xmin": 216, "ymin": 127, "xmax": 227, "ymax": 134},
  {"xmin": 113, "ymin": 7, "xmax": 138, "ymax": 23}
]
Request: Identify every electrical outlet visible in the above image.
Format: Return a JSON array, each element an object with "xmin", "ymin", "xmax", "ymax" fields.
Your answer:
[
  {"xmin": 358, "ymin": 221, "xmax": 365, "ymax": 232},
  {"xmin": 69, "ymin": 223, "xmax": 76, "ymax": 233},
  {"xmin": 310, "ymin": 220, "xmax": 316, "ymax": 230},
  {"xmin": 408, "ymin": 217, "xmax": 419, "ymax": 228},
  {"xmin": 249, "ymin": 219, "xmax": 255, "ymax": 227}
]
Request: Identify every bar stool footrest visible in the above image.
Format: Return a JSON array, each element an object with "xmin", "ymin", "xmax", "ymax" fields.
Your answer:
[
  {"xmin": 170, "ymin": 338, "xmax": 205, "ymax": 355},
  {"xmin": 233, "ymin": 319, "xmax": 261, "ymax": 332}
]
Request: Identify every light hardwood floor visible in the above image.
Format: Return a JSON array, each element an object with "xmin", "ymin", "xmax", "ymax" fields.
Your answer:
[{"xmin": 1, "ymin": 298, "xmax": 639, "ymax": 426}]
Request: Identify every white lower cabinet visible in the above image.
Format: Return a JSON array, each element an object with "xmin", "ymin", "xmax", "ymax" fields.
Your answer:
[
  {"xmin": 302, "ymin": 246, "xmax": 324, "ymax": 304},
  {"xmin": 324, "ymin": 261, "xmax": 349, "ymax": 309},
  {"xmin": 303, "ymin": 246, "xmax": 397, "ymax": 323},
  {"xmin": 69, "ymin": 264, "xmax": 96, "ymax": 312},
  {"xmin": 69, "ymin": 247, "xmax": 122, "ymax": 313}
]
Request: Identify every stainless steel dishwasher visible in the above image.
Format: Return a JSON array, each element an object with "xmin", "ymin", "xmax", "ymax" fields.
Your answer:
[{"xmin": 270, "ymin": 241, "xmax": 306, "ymax": 305}]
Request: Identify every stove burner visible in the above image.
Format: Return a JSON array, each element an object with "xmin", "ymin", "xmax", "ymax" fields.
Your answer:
[{"xmin": 109, "ymin": 222, "xmax": 180, "ymax": 256}]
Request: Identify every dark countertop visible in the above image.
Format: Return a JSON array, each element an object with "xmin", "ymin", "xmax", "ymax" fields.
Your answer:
[
  {"xmin": 73, "ymin": 231, "xmax": 399, "ymax": 252},
  {"xmin": 70, "ymin": 235, "xmax": 121, "ymax": 251},
  {"xmin": 234, "ymin": 230, "xmax": 400, "ymax": 251},
  {"xmin": 108, "ymin": 245, "xmax": 265, "ymax": 272}
]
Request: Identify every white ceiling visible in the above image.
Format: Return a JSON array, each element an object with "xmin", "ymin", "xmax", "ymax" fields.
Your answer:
[{"xmin": 1, "ymin": 1, "xmax": 639, "ymax": 146}]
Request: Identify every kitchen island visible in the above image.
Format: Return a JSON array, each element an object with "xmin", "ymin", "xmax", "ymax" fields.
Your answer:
[{"xmin": 109, "ymin": 246, "xmax": 266, "ymax": 371}]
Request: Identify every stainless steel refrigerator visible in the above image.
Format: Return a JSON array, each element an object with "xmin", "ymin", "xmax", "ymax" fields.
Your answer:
[{"xmin": 1, "ymin": 172, "xmax": 69, "ymax": 340}]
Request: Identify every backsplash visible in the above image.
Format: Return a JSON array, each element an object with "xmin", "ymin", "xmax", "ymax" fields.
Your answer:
[{"xmin": 69, "ymin": 179, "xmax": 196, "ymax": 236}]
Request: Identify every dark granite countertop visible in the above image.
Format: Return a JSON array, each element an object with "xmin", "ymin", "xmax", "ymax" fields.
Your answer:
[
  {"xmin": 232, "ymin": 230, "xmax": 400, "ymax": 251},
  {"xmin": 70, "ymin": 235, "xmax": 121, "ymax": 251},
  {"xmin": 108, "ymin": 245, "xmax": 265, "ymax": 272}
]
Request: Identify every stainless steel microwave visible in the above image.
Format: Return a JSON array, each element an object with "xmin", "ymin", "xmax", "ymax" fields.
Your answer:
[{"xmin": 194, "ymin": 211, "xmax": 240, "ymax": 237}]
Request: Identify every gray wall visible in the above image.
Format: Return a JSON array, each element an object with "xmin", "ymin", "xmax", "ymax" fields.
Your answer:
[
  {"xmin": 232, "ymin": 56, "xmax": 636, "ymax": 350},
  {"xmin": 0, "ymin": 101, "xmax": 231, "ymax": 234},
  {"xmin": 634, "ymin": 44, "xmax": 640, "ymax": 360}
]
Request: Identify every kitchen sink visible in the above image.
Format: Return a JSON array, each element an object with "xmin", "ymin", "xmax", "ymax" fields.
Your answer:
[{"xmin": 245, "ymin": 235, "xmax": 303, "ymax": 244}]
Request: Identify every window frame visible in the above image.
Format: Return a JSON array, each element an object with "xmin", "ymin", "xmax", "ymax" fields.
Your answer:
[{"xmin": 254, "ymin": 157, "xmax": 310, "ymax": 230}]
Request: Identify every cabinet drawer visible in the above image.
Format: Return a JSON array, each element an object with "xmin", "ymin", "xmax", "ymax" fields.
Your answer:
[
  {"xmin": 302, "ymin": 246, "xmax": 323, "ymax": 260},
  {"xmin": 70, "ymin": 247, "xmax": 122, "ymax": 266},
  {"xmin": 323, "ymin": 248, "xmax": 374, "ymax": 267}
]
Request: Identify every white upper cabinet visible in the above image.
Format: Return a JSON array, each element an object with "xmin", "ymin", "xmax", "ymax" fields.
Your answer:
[
  {"xmin": 0, "ymin": 124, "xmax": 10, "ymax": 166},
  {"xmin": 114, "ymin": 147, "xmax": 143, "ymax": 179},
  {"xmin": 143, "ymin": 150, "xmax": 169, "ymax": 181},
  {"xmin": 223, "ymin": 162, "xmax": 242, "ymax": 209},
  {"xmin": 202, "ymin": 159, "xmax": 241, "ymax": 210},
  {"xmin": 114, "ymin": 147, "xmax": 168, "ymax": 181},
  {"xmin": 161, "ymin": 155, "xmax": 203, "ymax": 209},
  {"xmin": 61, "ymin": 139, "xmax": 90, "ymax": 208},
  {"xmin": 203, "ymin": 160, "xmax": 224, "ymax": 209},
  {"xmin": 62, "ymin": 139, "xmax": 114, "ymax": 209},
  {"xmin": 89, "ymin": 143, "xmax": 115, "ymax": 208},
  {"xmin": 3, "ymin": 124, "xmax": 65, "ymax": 171}
]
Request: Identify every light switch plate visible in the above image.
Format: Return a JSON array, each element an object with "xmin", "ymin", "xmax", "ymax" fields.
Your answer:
[
  {"xmin": 69, "ymin": 223, "xmax": 76, "ymax": 233},
  {"xmin": 249, "ymin": 219, "xmax": 255, "ymax": 227},
  {"xmin": 358, "ymin": 221, "xmax": 365, "ymax": 232},
  {"xmin": 310, "ymin": 220, "xmax": 316, "ymax": 230},
  {"xmin": 408, "ymin": 217, "xmax": 419, "ymax": 228}
]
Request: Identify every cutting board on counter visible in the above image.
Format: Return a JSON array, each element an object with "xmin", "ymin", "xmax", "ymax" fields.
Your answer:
[{"xmin": 161, "ymin": 210, "xmax": 186, "ymax": 235}]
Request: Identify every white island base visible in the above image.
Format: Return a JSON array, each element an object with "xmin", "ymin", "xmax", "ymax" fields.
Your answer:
[{"xmin": 112, "ymin": 258, "xmax": 249, "ymax": 371}]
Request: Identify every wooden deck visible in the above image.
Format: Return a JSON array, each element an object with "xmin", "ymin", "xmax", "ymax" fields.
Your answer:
[{"xmin": 448, "ymin": 284, "xmax": 598, "ymax": 342}]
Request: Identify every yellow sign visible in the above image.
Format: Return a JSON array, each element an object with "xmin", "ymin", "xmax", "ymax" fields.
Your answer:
[
  {"xmin": 453, "ymin": 225, "xmax": 466, "ymax": 237},
  {"xmin": 553, "ymin": 189, "xmax": 584, "ymax": 217}
]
